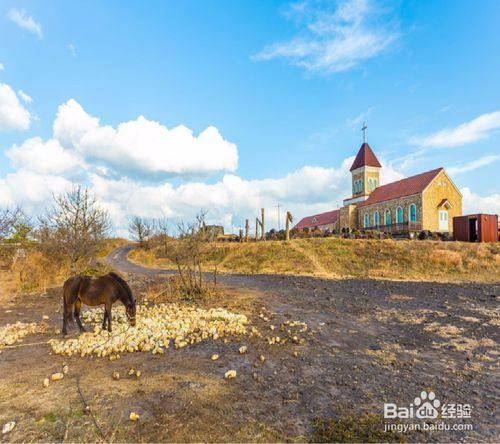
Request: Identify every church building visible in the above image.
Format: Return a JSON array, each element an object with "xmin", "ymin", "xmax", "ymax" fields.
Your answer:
[
  {"xmin": 339, "ymin": 141, "xmax": 462, "ymax": 233},
  {"xmin": 295, "ymin": 128, "xmax": 462, "ymax": 234}
]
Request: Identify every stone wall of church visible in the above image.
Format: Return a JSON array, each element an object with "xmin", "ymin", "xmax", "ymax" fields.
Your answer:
[
  {"xmin": 422, "ymin": 170, "xmax": 462, "ymax": 232},
  {"xmin": 340, "ymin": 204, "xmax": 358, "ymax": 230},
  {"xmin": 357, "ymin": 194, "xmax": 423, "ymax": 228}
]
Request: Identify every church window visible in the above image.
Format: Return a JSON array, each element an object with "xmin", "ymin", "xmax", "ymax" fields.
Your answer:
[
  {"xmin": 385, "ymin": 209, "xmax": 391, "ymax": 225},
  {"xmin": 364, "ymin": 213, "xmax": 369, "ymax": 228},
  {"xmin": 409, "ymin": 204, "xmax": 417, "ymax": 222},
  {"xmin": 396, "ymin": 207, "xmax": 403, "ymax": 224},
  {"xmin": 374, "ymin": 211, "xmax": 379, "ymax": 227}
]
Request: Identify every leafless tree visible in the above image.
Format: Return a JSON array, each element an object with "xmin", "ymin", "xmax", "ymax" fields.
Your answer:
[
  {"xmin": 154, "ymin": 217, "xmax": 170, "ymax": 255},
  {"xmin": 128, "ymin": 216, "xmax": 155, "ymax": 248},
  {"xmin": 0, "ymin": 207, "xmax": 25, "ymax": 240},
  {"xmin": 39, "ymin": 186, "xmax": 111, "ymax": 273}
]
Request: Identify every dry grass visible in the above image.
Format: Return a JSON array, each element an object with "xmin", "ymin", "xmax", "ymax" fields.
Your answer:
[
  {"xmin": 130, "ymin": 238, "xmax": 500, "ymax": 283},
  {"xmin": 0, "ymin": 238, "xmax": 124, "ymax": 298}
]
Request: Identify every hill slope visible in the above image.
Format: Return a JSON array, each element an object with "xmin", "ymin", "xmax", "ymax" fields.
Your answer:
[{"xmin": 129, "ymin": 238, "xmax": 500, "ymax": 283}]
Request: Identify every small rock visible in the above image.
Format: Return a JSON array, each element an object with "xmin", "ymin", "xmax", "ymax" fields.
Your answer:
[
  {"xmin": 239, "ymin": 346, "xmax": 247, "ymax": 354},
  {"xmin": 224, "ymin": 370, "xmax": 237, "ymax": 379},
  {"xmin": 2, "ymin": 421, "xmax": 15, "ymax": 435},
  {"xmin": 43, "ymin": 378, "xmax": 50, "ymax": 387},
  {"xmin": 259, "ymin": 355, "xmax": 266, "ymax": 362},
  {"xmin": 128, "ymin": 368, "xmax": 135, "ymax": 376},
  {"xmin": 112, "ymin": 372, "xmax": 120, "ymax": 380},
  {"xmin": 42, "ymin": 315, "xmax": 49, "ymax": 320},
  {"xmin": 129, "ymin": 412, "xmax": 140, "ymax": 421},
  {"xmin": 62, "ymin": 365, "xmax": 69, "ymax": 374},
  {"xmin": 211, "ymin": 354, "xmax": 219, "ymax": 361},
  {"xmin": 135, "ymin": 370, "xmax": 142, "ymax": 378}
]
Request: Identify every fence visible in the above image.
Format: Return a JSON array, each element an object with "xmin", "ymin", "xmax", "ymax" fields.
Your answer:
[{"xmin": 362, "ymin": 221, "xmax": 422, "ymax": 234}]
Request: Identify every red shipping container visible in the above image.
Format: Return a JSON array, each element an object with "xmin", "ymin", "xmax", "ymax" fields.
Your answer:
[{"xmin": 453, "ymin": 214, "xmax": 499, "ymax": 242}]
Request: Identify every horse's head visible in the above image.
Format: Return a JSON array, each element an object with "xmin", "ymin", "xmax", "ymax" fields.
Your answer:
[{"xmin": 125, "ymin": 300, "xmax": 136, "ymax": 327}]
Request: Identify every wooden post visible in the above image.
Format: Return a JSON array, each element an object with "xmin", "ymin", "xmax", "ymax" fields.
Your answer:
[
  {"xmin": 285, "ymin": 211, "xmax": 293, "ymax": 241},
  {"xmin": 255, "ymin": 218, "xmax": 259, "ymax": 240},
  {"xmin": 261, "ymin": 208, "xmax": 265, "ymax": 241},
  {"xmin": 245, "ymin": 219, "xmax": 249, "ymax": 242},
  {"xmin": 239, "ymin": 229, "xmax": 243, "ymax": 242}
]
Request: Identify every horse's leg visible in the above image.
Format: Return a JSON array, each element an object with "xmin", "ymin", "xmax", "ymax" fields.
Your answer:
[
  {"xmin": 102, "ymin": 308, "xmax": 108, "ymax": 330},
  {"xmin": 105, "ymin": 301, "xmax": 112, "ymax": 333},
  {"xmin": 74, "ymin": 299, "xmax": 86, "ymax": 332},
  {"xmin": 62, "ymin": 301, "xmax": 68, "ymax": 335}
]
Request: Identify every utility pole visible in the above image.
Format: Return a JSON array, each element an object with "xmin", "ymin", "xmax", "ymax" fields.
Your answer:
[
  {"xmin": 245, "ymin": 219, "xmax": 249, "ymax": 242},
  {"xmin": 261, "ymin": 208, "xmax": 265, "ymax": 241}
]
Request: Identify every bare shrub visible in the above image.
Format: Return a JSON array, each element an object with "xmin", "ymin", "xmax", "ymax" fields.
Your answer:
[
  {"xmin": 169, "ymin": 212, "xmax": 222, "ymax": 300},
  {"xmin": 153, "ymin": 217, "xmax": 170, "ymax": 256},
  {"xmin": 38, "ymin": 186, "xmax": 111, "ymax": 273}
]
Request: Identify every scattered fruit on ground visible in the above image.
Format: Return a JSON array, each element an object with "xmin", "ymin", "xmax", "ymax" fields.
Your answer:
[
  {"xmin": 49, "ymin": 304, "xmax": 249, "ymax": 357},
  {"xmin": 0, "ymin": 322, "xmax": 41, "ymax": 348},
  {"xmin": 51, "ymin": 372, "xmax": 64, "ymax": 381}
]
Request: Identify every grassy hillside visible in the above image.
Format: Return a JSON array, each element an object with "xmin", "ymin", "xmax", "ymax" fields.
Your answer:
[{"xmin": 129, "ymin": 238, "xmax": 500, "ymax": 283}]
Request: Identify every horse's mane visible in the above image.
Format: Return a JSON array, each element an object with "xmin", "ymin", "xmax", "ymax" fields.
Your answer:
[{"xmin": 108, "ymin": 272, "xmax": 135, "ymax": 304}]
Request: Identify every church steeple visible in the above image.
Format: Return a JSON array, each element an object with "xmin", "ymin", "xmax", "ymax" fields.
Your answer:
[
  {"xmin": 349, "ymin": 124, "xmax": 382, "ymax": 198},
  {"xmin": 350, "ymin": 142, "xmax": 382, "ymax": 171}
]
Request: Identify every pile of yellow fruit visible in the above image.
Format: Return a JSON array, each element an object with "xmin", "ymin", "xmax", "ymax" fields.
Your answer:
[
  {"xmin": 49, "ymin": 303, "xmax": 249, "ymax": 357},
  {"xmin": 0, "ymin": 322, "xmax": 40, "ymax": 348}
]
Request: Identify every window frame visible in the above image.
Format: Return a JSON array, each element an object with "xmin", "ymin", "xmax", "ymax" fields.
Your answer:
[
  {"xmin": 385, "ymin": 209, "xmax": 391, "ymax": 226},
  {"xmin": 409, "ymin": 204, "xmax": 417, "ymax": 222},
  {"xmin": 396, "ymin": 206, "xmax": 403, "ymax": 224}
]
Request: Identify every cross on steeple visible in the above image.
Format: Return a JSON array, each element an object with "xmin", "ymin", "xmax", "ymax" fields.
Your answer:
[{"xmin": 361, "ymin": 122, "xmax": 368, "ymax": 144}]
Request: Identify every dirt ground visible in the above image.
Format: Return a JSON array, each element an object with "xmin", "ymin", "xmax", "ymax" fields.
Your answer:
[{"xmin": 0, "ymin": 246, "xmax": 498, "ymax": 443}]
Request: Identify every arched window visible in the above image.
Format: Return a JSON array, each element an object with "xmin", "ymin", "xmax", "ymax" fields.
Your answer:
[
  {"xmin": 409, "ymin": 204, "xmax": 417, "ymax": 222},
  {"xmin": 374, "ymin": 211, "xmax": 379, "ymax": 227},
  {"xmin": 396, "ymin": 207, "xmax": 403, "ymax": 224},
  {"xmin": 385, "ymin": 209, "xmax": 391, "ymax": 226},
  {"xmin": 364, "ymin": 213, "xmax": 370, "ymax": 228}
]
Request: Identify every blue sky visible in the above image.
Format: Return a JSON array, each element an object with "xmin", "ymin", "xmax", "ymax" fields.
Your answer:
[{"xmin": 0, "ymin": 0, "xmax": 499, "ymax": 234}]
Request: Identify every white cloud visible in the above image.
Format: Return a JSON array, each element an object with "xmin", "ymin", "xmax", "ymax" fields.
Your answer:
[
  {"xmin": 448, "ymin": 154, "xmax": 500, "ymax": 175},
  {"xmin": 53, "ymin": 99, "xmax": 238, "ymax": 176},
  {"xmin": 410, "ymin": 111, "xmax": 500, "ymax": 148},
  {"xmin": 7, "ymin": 8, "xmax": 43, "ymax": 38},
  {"xmin": 68, "ymin": 43, "xmax": 77, "ymax": 58},
  {"xmin": 253, "ymin": 0, "xmax": 398, "ymax": 74},
  {"xmin": 0, "ymin": 62, "xmax": 4, "ymax": 71},
  {"xmin": 0, "ymin": 83, "xmax": 32, "ymax": 131},
  {"xmin": 347, "ymin": 107, "xmax": 374, "ymax": 129},
  {"xmin": 461, "ymin": 187, "xmax": 500, "ymax": 215},
  {"xmin": 18, "ymin": 89, "xmax": 33, "ymax": 104},
  {"xmin": 7, "ymin": 137, "xmax": 83, "ymax": 175}
]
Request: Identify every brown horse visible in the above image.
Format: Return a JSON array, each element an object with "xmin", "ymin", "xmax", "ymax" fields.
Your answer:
[{"xmin": 62, "ymin": 272, "xmax": 136, "ymax": 335}]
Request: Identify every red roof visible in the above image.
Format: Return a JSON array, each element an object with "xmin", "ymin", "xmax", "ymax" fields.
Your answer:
[
  {"xmin": 350, "ymin": 143, "xmax": 382, "ymax": 171},
  {"xmin": 358, "ymin": 168, "xmax": 443, "ymax": 207},
  {"xmin": 294, "ymin": 209, "xmax": 340, "ymax": 230}
]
